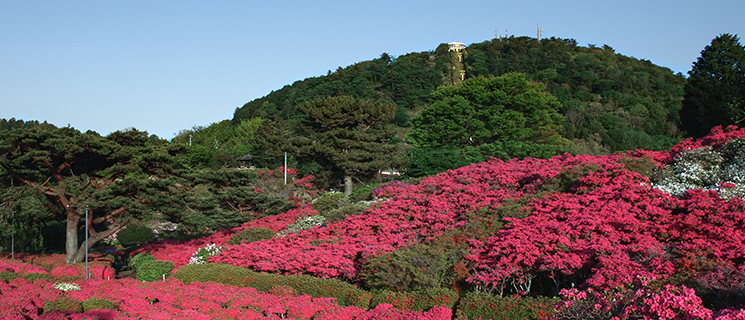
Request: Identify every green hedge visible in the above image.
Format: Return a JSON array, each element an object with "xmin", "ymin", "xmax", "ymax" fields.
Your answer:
[
  {"xmin": 454, "ymin": 292, "xmax": 557, "ymax": 320},
  {"xmin": 128, "ymin": 252, "xmax": 154, "ymax": 271},
  {"xmin": 44, "ymin": 296, "xmax": 83, "ymax": 314},
  {"xmin": 137, "ymin": 260, "xmax": 175, "ymax": 282},
  {"xmin": 227, "ymin": 227, "xmax": 275, "ymax": 245},
  {"xmin": 0, "ymin": 271, "xmax": 18, "ymax": 283},
  {"xmin": 173, "ymin": 263, "xmax": 371, "ymax": 308},
  {"xmin": 82, "ymin": 298, "xmax": 118, "ymax": 311},
  {"xmin": 371, "ymin": 288, "xmax": 459, "ymax": 311}
]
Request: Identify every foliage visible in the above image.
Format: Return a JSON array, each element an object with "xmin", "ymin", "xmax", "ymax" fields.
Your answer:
[
  {"xmin": 116, "ymin": 222, "xmax": 154, "ymax": 247},
  {"xmin": 651, "ymin": 138, "xmax": 745, "ymax": 199},
  {"xmin": 0, "ymin": 125, "xmax": 184, "ymax": 263},
  {"xmin": 0, "ymin": 275, "xmax": 450, "ymax": 319},
  {"xmin": 81, "ymin": 298, "xmax": 118, "ymax": 311},
  {"xmin": 360, "ymin": 243, "xmax": 450, "ymax": 292},
  {"xmin": 313, "ymin": 192, "xmax": 347, "ymax": 214},
  {"xmin": 226, "ymin": 227, "xmax": 275, "ymax": 245},
  {"xmin": 0, "ymin": 271, "xmax": 18, "ymax": 282},
  {"xmin": 128, "ymin": 252, "xmax": 154, "ymax": 271},
  {"xmin": 370, "ymin": 288, "xmax": 459, "ymax": 312},
  {"xmin": 681, "ymin": 33, "xmax": 745, "ymax": 138},
  {"xmin": 408, "ymin": 73, "xmax": 568, "ymax": 162},
  {"xmin": 43, "ymin": 296, "xmax": 83, "ymax": 314},
  {"xmin": 293, "ymin": 95, "xmax": 409, "ymax": 191},
  {"xmin": 349, "ymin": 183, "xmax": 381, "ymax": 202},
  {"xmin": 454, "ymin": 291, "xmax": 557, "ymax": 320},
  {"xmin": 53, "ymin": 281, "xmax": 81, "ymax": 292},
  {"xmin": 188, "ymin": 243, "xmax": 223, "ymax": 265},
  {"xmin": 136, "ymin": 259, "xmax": 175, "ymax": 282},
  {"xmin": 276, "ymin": 214, "xmax": 326, "ymax": 237},
  {"xmin": 173, "ymin": 263, "xmax": 373, "ymax": 309}
]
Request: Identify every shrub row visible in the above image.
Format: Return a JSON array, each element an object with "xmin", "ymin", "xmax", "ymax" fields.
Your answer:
[
  {"xmin": 454, "ymin": 292, "xmax": 557, "ymax": 320},
  {"xmin": 173, "ymin": 263, "xmax": 372, "ymax": 308},
  {"xmin": 371, "ymin": 288, "xmax": 459, "ymax": 312}
]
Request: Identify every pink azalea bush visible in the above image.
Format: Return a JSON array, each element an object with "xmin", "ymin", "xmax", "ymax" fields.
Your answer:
[{"xmin": 0, "ymin": 276, "xmax": 451, "ymax": 319}]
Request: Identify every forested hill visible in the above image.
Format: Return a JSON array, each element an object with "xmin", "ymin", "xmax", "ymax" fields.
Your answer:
[{"xmin": 232, "ymin": 36, "xmax": 686, "ymax": 154}]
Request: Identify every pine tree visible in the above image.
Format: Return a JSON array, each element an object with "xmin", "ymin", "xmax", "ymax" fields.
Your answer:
[
  {"xmin": 294, "ymin": 96, "xmax": 408, "ymax": 194},
  {"xmin": 681, "ymin": 33, "xmax": 745, "ymax": 138}
]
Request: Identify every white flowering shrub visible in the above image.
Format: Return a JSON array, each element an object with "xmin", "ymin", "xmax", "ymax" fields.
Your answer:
[
  {"xmin": 53, "ymin": 282, "xmax": 81, "ymax": 292},
  {"xmin": 188, "ymin": 243, "xmax": 223, "ymax": 265},
  {"xmin": 652, "ymin": 139, "xmax": 745, "ymax": 200},
  {"xmin": 276, "ymin": 215, "xmax": 326, "ymax": 237}
]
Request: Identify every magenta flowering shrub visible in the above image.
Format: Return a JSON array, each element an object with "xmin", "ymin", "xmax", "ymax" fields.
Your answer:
[
  {"xmin": 0, "ymin": 275, "xmax": 450, "ymax": 319},
  {"xmin": 0, "ymin": 258, "xmax": 49, "ymax": 275},
  {"xmin": 552, "ymin": 281, "xmax": 718, "ymax": 320}
]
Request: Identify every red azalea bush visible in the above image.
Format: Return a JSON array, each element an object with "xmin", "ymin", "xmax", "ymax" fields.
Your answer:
[
  {"xmin": 0, "ymin": 276, "xmax": 451, "ymax": 319},
  {"xmin": 0, "ymin": 258, "xmax": 49, "ymax": 275}
]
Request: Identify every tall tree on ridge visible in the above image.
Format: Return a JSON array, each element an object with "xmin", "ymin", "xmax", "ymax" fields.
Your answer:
[
  {"xmin": 294, "ymin": 96, "xmax": 408, "ymax": 195},
  {"xmin": 681, "ymin": 33, "xmax": 745, "ymax": 138}
]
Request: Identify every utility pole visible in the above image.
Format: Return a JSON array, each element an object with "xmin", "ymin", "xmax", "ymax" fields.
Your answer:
[
  {"xmin": 11, "ymin": 211, "xmax": 14, "ymax": 260},
  {"xmin": 85, "ymin": 207, "xmax": 89, "ymax": 279}
]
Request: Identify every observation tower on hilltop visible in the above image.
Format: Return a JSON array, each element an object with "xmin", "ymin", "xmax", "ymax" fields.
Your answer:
[{"xmin": 448, "ymin": 41, "xmax": 466, "ymax": 81}]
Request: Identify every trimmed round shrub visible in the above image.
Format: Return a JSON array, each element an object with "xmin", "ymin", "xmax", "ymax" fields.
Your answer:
[
  {"xmin": 227, "ymin": 227, "xmax": 275, "ymax": 245},
  {"xmin": 360, "ymin": 244, "xmax": 448, "ymax": 292},
  {"xmin": 313, "ymin": 192, "xmax": 346, "ymax": 214},
  {"xmin": 25, "ymin": 272, "xmax": 54, "ymax": 282},
  {"xmin": 349, "ymin": 184, "xmax": 380, "ymax": 202},
  {"xmin": 128, "ymin": 252, "xmax": 154, "ymax": 271},
  {"xmin": 44, "ymin": 296, "xmax": 83, "ymax": 314},
  {"xmin": 174, "ymin": 263, "xmax": 371, "ymax": 308},
  {"xmin": 82, "ymin": 298, "xmax": 118, "ymax": 311},
  {"xmin": 322, "ymin": 203, "xmax": 368, "ymax": 223},
  {"xmin": 0, "ymin": 271, "xmax": 18, "ymax": 283},
  {"xmin": 454, "ymin": 292, "xmax": 557, "ymax": 320},
  {"xmin": 136, "ymin": 260, "xmax": 175, "ymax": 282},
  {"xmin": 371, "ymin": 288, "xmax": 459, "ymax": 311},
  {"xmin": 117, "ymin": 223, "xmax": 155, "ymax": 247}
]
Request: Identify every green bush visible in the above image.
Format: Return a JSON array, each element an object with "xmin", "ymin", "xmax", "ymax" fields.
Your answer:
[
  {"xmin": 82, "ymin": 298, "xmax": 118, "ymax": 311},
  {"xmin": 454, "ymin": 292, "xmax": 557, "ymax": 320},
  {"xmin": 24, "ymin": 272, "xmax": 54, "ymax": 282},
  {"xmin": 128, "ymin": 252, "xmax": 154, "ymax": 271},
  {"xmin": 117, "ymin": 223, "xmax": 155, "ymax": 247},
  {"xmin": 137, "ymin": 260, "xmax": 174, "ymax": 282},
  {"xmin": 0, "ymin": 271, "xmax": 18, "ymax": 282},
  {"xmin": 313, "ymin": 192, "xmax": 346, "ymax": 214},
  {"xmin": 44, "ymin": 296, "xmax": 83, "ymax": 314},
  {"xmin": 371, "ymin": 288, "xmax": 459, "ymax": 311},
  {"xmin": 349, "ymin": 184, "xmax": 380, "ymax": 202},
  {"xmin": 173, "ymin": 263, "xmax": 250, "ymax": 287},
  {"xmin": 323, "ymin": 202, "xmax": 369, "ymax": 223},
  {"xmin": 227, "ymin": 227, "xmax": 275, "ymax": 245},
  {"xmin": 360, "ymin": 244, "xmax": 449, "ymax": 291},
  {"xmin": 174, "ymin": 263, "xmax": 372, "ymax": 308}
]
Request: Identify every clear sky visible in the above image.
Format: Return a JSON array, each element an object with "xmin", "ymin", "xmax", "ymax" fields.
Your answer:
[{"xmin": 2, "ymin": 1, "xmax": 743, "ymax": 139}]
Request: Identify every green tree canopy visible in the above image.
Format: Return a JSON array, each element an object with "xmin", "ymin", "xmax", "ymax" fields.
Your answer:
[
  {"xmin": 408, "ymin": 72, "xmax": 568, "ymax": 163},
  {"xmin": 0, "ymin": 126, "xmax": 183, "ymax": 263},
  {"xmin": 294, "ymin": 96, "xmax": 408, "ymax": 194},
  {"xmin": 681, "ymin": 33, "xmax": 745, "ymax": 138}
]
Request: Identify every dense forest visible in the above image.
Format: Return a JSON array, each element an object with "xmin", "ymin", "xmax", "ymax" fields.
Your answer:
[{"xmin": 180, "ymin": 36, "xmax": 689, "ymax": 186}]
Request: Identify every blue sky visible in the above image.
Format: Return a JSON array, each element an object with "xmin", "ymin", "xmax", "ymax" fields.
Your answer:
[{"xmin": 1, "ymin": 1, "xmax": 743, "ymax": 139}]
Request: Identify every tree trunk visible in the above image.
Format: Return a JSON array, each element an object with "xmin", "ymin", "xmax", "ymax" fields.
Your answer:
[
  {"xmin": 65, "ymin": 215, "xmax": 80, "ymax": 263},
  {"xmin": 344, "ymin": 176, "xmax": 353, "ymax": 196}
]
